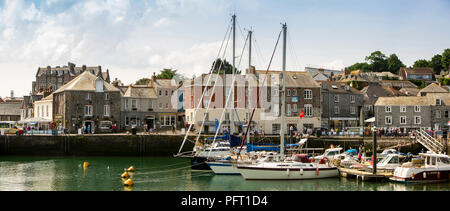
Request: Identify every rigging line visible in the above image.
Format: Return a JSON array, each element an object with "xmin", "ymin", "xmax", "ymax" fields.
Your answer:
[
  {"xmin": 207, "ymin": 32, "xmax": 250, "ymax": 158},
  {"xmin": 177, "ymin": 19, "xmax": 233, "ymax": 155},
  {"xmin": 238, "ymin": 27, "xmax": 283, "ymax": 157},
  {"xmin": 287, "ymin": 30, "xmax": 302, "ymax": 71},
  {"xmin": 136, "ymin": 161, "xmax": 190, "ymax": 170},
  {"xmin": 194, "ymin": 25, "xmax": 234, "ymax": 143},
  {"xmin": 253, "ymin": 35, "xmax": 268, "ymax": 69}
]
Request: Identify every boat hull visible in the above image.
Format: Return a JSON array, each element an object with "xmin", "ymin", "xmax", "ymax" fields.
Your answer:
[
  {"xmin": 390, "ymin": 170, "xmax": 450, "ymax": 184},
  {"xmin": 189, "ymin": 156, "xmax": 213, "ymax": 171},
  {"xmin": 236, "ymin": 166, "xmax": 339, "ymax": 180},
  {"xmin": 207, "ymin": 162, "xmax": 241, "ymax": 175}
]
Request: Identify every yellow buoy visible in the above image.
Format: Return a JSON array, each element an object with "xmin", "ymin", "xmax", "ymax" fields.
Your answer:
[
  {"xmin": 83, "ymin": 162, "xmax": 90, "ymax": 169},
  {"xmin": 123, "ymin": 179, "xmax": 134, "ymax": 186},
  {"xmin": 128, "ymin": 166, "xmax": 135, "ymax": 172},
  {"xmin": 121, "ymin": 171, "xmax": 130, "ymax": 179}
]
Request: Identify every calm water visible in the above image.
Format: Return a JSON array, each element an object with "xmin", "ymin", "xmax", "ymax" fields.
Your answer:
[{"xmin": 0, "ymin": 156, "xmax": 449, "ymax": 191}]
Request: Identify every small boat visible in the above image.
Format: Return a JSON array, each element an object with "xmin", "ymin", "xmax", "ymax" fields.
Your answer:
[
  {"xmin": 366, "ymin": 153, "xmax": 413, "ymax": 173},
  {"xmin": 390, "ymin": 152, "xmax": 450, "ymax": 183}
]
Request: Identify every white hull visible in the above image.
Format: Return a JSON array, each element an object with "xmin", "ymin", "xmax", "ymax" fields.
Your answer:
[
  {"xmin": 237, "ymin": 166, "xmax": 339, "ymax": 180},
  {"xmin": 207, "ymin": 162, "xmax": 240, "ymax": 175}
]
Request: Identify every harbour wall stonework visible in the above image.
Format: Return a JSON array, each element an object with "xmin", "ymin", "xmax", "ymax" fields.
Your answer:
[{"xmin": 0, "ymin": 135, "xmax": 426, "ymax": 156}]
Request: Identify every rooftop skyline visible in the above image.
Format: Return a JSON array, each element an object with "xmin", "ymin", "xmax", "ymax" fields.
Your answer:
[{"xmin": 1, "ymin": 0, "xmax": 450, "ymax": 98}]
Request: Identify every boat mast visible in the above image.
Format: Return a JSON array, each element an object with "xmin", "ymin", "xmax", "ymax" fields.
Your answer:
[
  {"xmin": 230, "ymin": 14, "xmax": 236, "ymax": 135},
  {"xmin": 280, "ymin": 23, "xmax": 287, "ymax": 159},
  {"xmin": 247, "ymin": 29, "xmax": 252, "ymax": 144}
]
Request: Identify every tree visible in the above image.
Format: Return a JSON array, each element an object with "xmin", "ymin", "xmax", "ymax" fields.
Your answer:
[
  {"xmin": 365, "ymin": 51, "xmax": 388, "ymax": 72},
  {"xmin": 386, "ymin": 54, "xmax": 405, "ymax": 74},
  {"xmin": 211, "ymin": 58, "xmax": 241, "ymax": 74},
  {"xmin": 157, "ymin": 68, "xmax": 177, "ymax": 79},
  {"xmin": 413, "ymin": 59, "xmax": 430, "ymax": 68},
  {"xmin": 346, "ymin": 62, "xmax": 371, "ymax": 72},
  {"xmin": 135, "ymin": 78, "xmax": 151, "ymax": 85},
  {"xmin": 430, "ymin": 54, "xmax": 443, "ymax": 75},
  {"xmin": 442, "ymin": 48, "xmax": 450, "ymax": 72}
]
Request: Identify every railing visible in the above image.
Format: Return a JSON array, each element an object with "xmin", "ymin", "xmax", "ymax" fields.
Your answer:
[{"xmin": 413, "ymin": 130, "xmax": 445, "ymax": 154}]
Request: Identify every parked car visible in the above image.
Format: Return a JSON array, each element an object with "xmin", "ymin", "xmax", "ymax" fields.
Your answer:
[{"xmin": 0, "ymin": 121, "xmax": 24, "ymax": 135}]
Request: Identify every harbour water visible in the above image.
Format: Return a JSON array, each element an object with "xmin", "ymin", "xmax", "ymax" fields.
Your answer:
[{"xmin": 0, "ymin": 156, "xmax": 449, "ymax": 191}]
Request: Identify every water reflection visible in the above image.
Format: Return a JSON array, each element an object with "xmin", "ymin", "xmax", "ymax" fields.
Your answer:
[{"xmin": 0, "ymin": 156, "xmax": 449, "ymax": 191}]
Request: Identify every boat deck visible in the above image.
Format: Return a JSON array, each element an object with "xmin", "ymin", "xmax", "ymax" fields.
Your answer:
[{"xmin": 338, "ymin": 167, "xmax": 393, "ymax": 181}]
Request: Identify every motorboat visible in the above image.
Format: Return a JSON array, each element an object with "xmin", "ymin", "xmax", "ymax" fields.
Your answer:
[
  {"xmin": 366, "ymin": 153, "xmax": 413, "ymax": 172},
  {"xmin": 390, "ymin": 152, "xmax": 450, "ymax": 183}
]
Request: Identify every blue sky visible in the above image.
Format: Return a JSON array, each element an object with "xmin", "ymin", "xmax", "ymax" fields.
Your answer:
[{"xmin": 1, "ymin": 0, "xmax": 450, "ymax": 98}]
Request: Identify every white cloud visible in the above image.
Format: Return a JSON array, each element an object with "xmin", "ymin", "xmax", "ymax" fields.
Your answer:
[{"xmin": 153, "ymin": 17, "xmax": 175, "ymax": 27}]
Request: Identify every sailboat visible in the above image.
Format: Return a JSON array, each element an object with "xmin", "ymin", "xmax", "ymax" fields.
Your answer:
[{"xmin": 236, "ymin": 23, "xmax": 339, "ymax": 180}]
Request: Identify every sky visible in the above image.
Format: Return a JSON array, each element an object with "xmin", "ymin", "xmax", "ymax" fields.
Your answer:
[{"xmin": 1, "ymin": 0, "xmax": 450, "ymax": 98}]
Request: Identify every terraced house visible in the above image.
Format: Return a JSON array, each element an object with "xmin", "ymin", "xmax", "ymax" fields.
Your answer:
[{"xmin": 374, "ymin": 93, "xmax": 450, "ymax": 136}]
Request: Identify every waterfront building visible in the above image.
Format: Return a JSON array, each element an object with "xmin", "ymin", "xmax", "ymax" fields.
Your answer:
[
  {"xmin": 320, "ymin": 81, "xmax": 364, "ymax": 130},
  {"xmin": 374, "ymin": 94, "xmax": 450, "ymax": 134},
  {"xmin": 0, "ymin": 102, "xmax": 21, "ymax": 121},
  {"xmin": 32, "ymin": 62, "xmax": 111, "ymax": 95},
  {"xmin": 33, "ymin": 94, "xmax": 53, "ymax": 121},
  {"xmin": 20, "ymin": 95, "xmax": 43, "ymax": 120},
  {"xmin": 52, "ymin": 71, "xmax": 121, "ymax": 134},
  {"xmin": 121, "ymin": 74, "xmax": 184, "ymax": 132},
  {"xmin": 184, "ymin": 70, "xmax": 321, "ymax": 135}
]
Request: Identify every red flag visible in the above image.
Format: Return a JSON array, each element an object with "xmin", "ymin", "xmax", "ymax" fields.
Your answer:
[{"xmin": 299, "ymin": 110, "xmax": 305, "ymax": 119}]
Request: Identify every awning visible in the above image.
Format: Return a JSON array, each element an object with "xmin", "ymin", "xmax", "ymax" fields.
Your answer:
[
  {"xmin": 17, "ymin": 117, "xmax": 52, "ymax": 124},
  {"xmin": 364, "ymin": 117, "xmax": 375, "ymax": 123}
]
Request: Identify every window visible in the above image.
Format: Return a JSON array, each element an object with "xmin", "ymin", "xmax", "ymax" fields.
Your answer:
[
  {"xmin": 434, "ymin": 123, "xmax": 441, "ymax": 131},
  {"xmin": 165, "ymin": 90, "xmax": 168, "ymax": 96},
  {"xmin": 293, "ymin": 104, "xmax": 298, "ymax": 113},
  {"xmin": 159, "ymin": 103, "xmax": 163, "ymax": 109},
  {"xmin": 445, "ymin": 111, "xmax": 449, "ymax": 118},
  {"xmin": 305, "ymin": 104, "xmax": 313, "ymax": 117},
  {"xmin": 385, "ymin": 106, "xmax": 391, "ymax": 113},
  {"xmin": 272, "ymin": 124, "xmax": 281, "ymax": 134},
  {"xmin": 166, "ymin": 103, "xmax": 169, "ymax": 109},
  {"xmin": 85, "ymin": 105, "xmax": 93, "ymax": 117},
  {"xmin": 105, "ymin": 93, "xmax": 109, "ymax": 100},
  {"xmin": 435, "ymin": 110, "xmax": 441, "ymax": 118},
  {"xmin": 400, "ymin": 106, "xmax": 406, "ymax": 113},
  {"xmin": 149, "ymin": 101, "xmax": 153, "ymax": 109},
  {"xmin": 400, "ymin": 116, "xmax": 406, "ymax": 125},
  {"xmin": 287, "ymin": 104, "xmax": 291, "ymax": 116},
  {"xmin": 86, "ymin": 93, "xmax": 91, "ymax": 100},
  {"xmin": 414, "ymin": 116, "xmax": 421, "ymax": 125},
  {"xmin": 104, "ymin": 105, "xmax": 110, "ymax": 117},
  {"xmin": 350, "ymin": 106, "xmax": 356, "ymax": 114},
  {"xmin": 334, "ymin": 95, "xmax": 339, "ymax": 102},
  {"xmin": 436, "ymin": 99, "xmax": 442, "ymax": 105},
  {"xmin": 304, "ymin": 90, "xmax": 312, "ymax": 99},
  {"xmin": 334, "ymin": 106, "xmax": 339, "ymax": 114},
  {"xmin": 414, "ymin": 105, "xmax": 420, "ymax": 112},
  {"xmin": 159, "ymin": 90, "xmax": 162, "ymax": 96},
  {"xmin": 46, "ymin": 105, "xmax": 49, "ymax": 117},
  {"xmin": 287, "ymin": 89, "xmax": 291, "ymax": 96},
  {"xmin": 292, "ymin": 89, "xmax": 297, "ymax": 96},
  {"xmin": 350, "ymin": 95, "xmax": 355, "ymax": 103},
  {"xmin": 132, "ymin": 99, "xmax": 137, "ymax": 110},
  {"xmin": 385, "ymin": 116, "xmax": 392, "ymax": 125},
  {"xmin": 125, "ymin": 99, "xmax": 129, "ymax": 110}
]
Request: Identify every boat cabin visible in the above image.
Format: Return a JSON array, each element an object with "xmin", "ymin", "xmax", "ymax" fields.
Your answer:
[{"xmin": 421, "ymin": 153, "xmax": 450, "ymax": 168}]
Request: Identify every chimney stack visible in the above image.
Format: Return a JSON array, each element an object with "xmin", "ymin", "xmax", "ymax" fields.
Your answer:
[{"xmin": 151, "ymin": 72, "xmax": 156, "ymax": 87}]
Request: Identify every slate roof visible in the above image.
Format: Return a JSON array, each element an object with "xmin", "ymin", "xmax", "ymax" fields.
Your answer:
[
  {"xmin": 53, "ymin": 71, "xmax": 119, "ymax": 94},
  {"xmin": 417, "ymin": 83, "xmax": 449, "ymax": 95},
  {"xmin": 0, "ymin": 103, "xmax": 22, "ymax": 116},
  {"xmin": 123, "ymin": 85, "xmax": 157, "ymax": 98}
]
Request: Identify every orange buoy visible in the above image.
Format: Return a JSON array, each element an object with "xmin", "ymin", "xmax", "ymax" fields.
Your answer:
[
  {"xmin": 123, "ymin": 178, "xmax": 134, "ymax": 186},
  {"xmin": 128, "ymin": 166, "xmax": 135, "ymax": 172}
]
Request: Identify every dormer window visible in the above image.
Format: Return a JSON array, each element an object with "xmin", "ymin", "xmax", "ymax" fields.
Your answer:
[{"xmin": 436, "ymin": 99, "xmax": 442, "ymax": 105}]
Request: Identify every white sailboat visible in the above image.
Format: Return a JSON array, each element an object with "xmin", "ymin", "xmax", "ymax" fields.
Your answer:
[{"xmin": 236, "ymin": 23, "xmax": 339, "ymax": 180}]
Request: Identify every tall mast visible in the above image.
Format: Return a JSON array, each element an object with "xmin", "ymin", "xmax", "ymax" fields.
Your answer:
[
  {"xmin": 247, "ymin": 29, "xmax": 252, "ymax": 144},
  {"xmin": 280, "ymin": 23, "xmax": 287, "ymax": 159},
  {"xmin": 230, "ymin": 14, "xmax": 236, "ymax": 135}
]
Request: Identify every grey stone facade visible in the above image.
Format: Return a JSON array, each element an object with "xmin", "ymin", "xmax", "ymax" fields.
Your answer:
[{"xmin": 320, "ymin": 81, "xmax": 364, "ymax": 129}]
